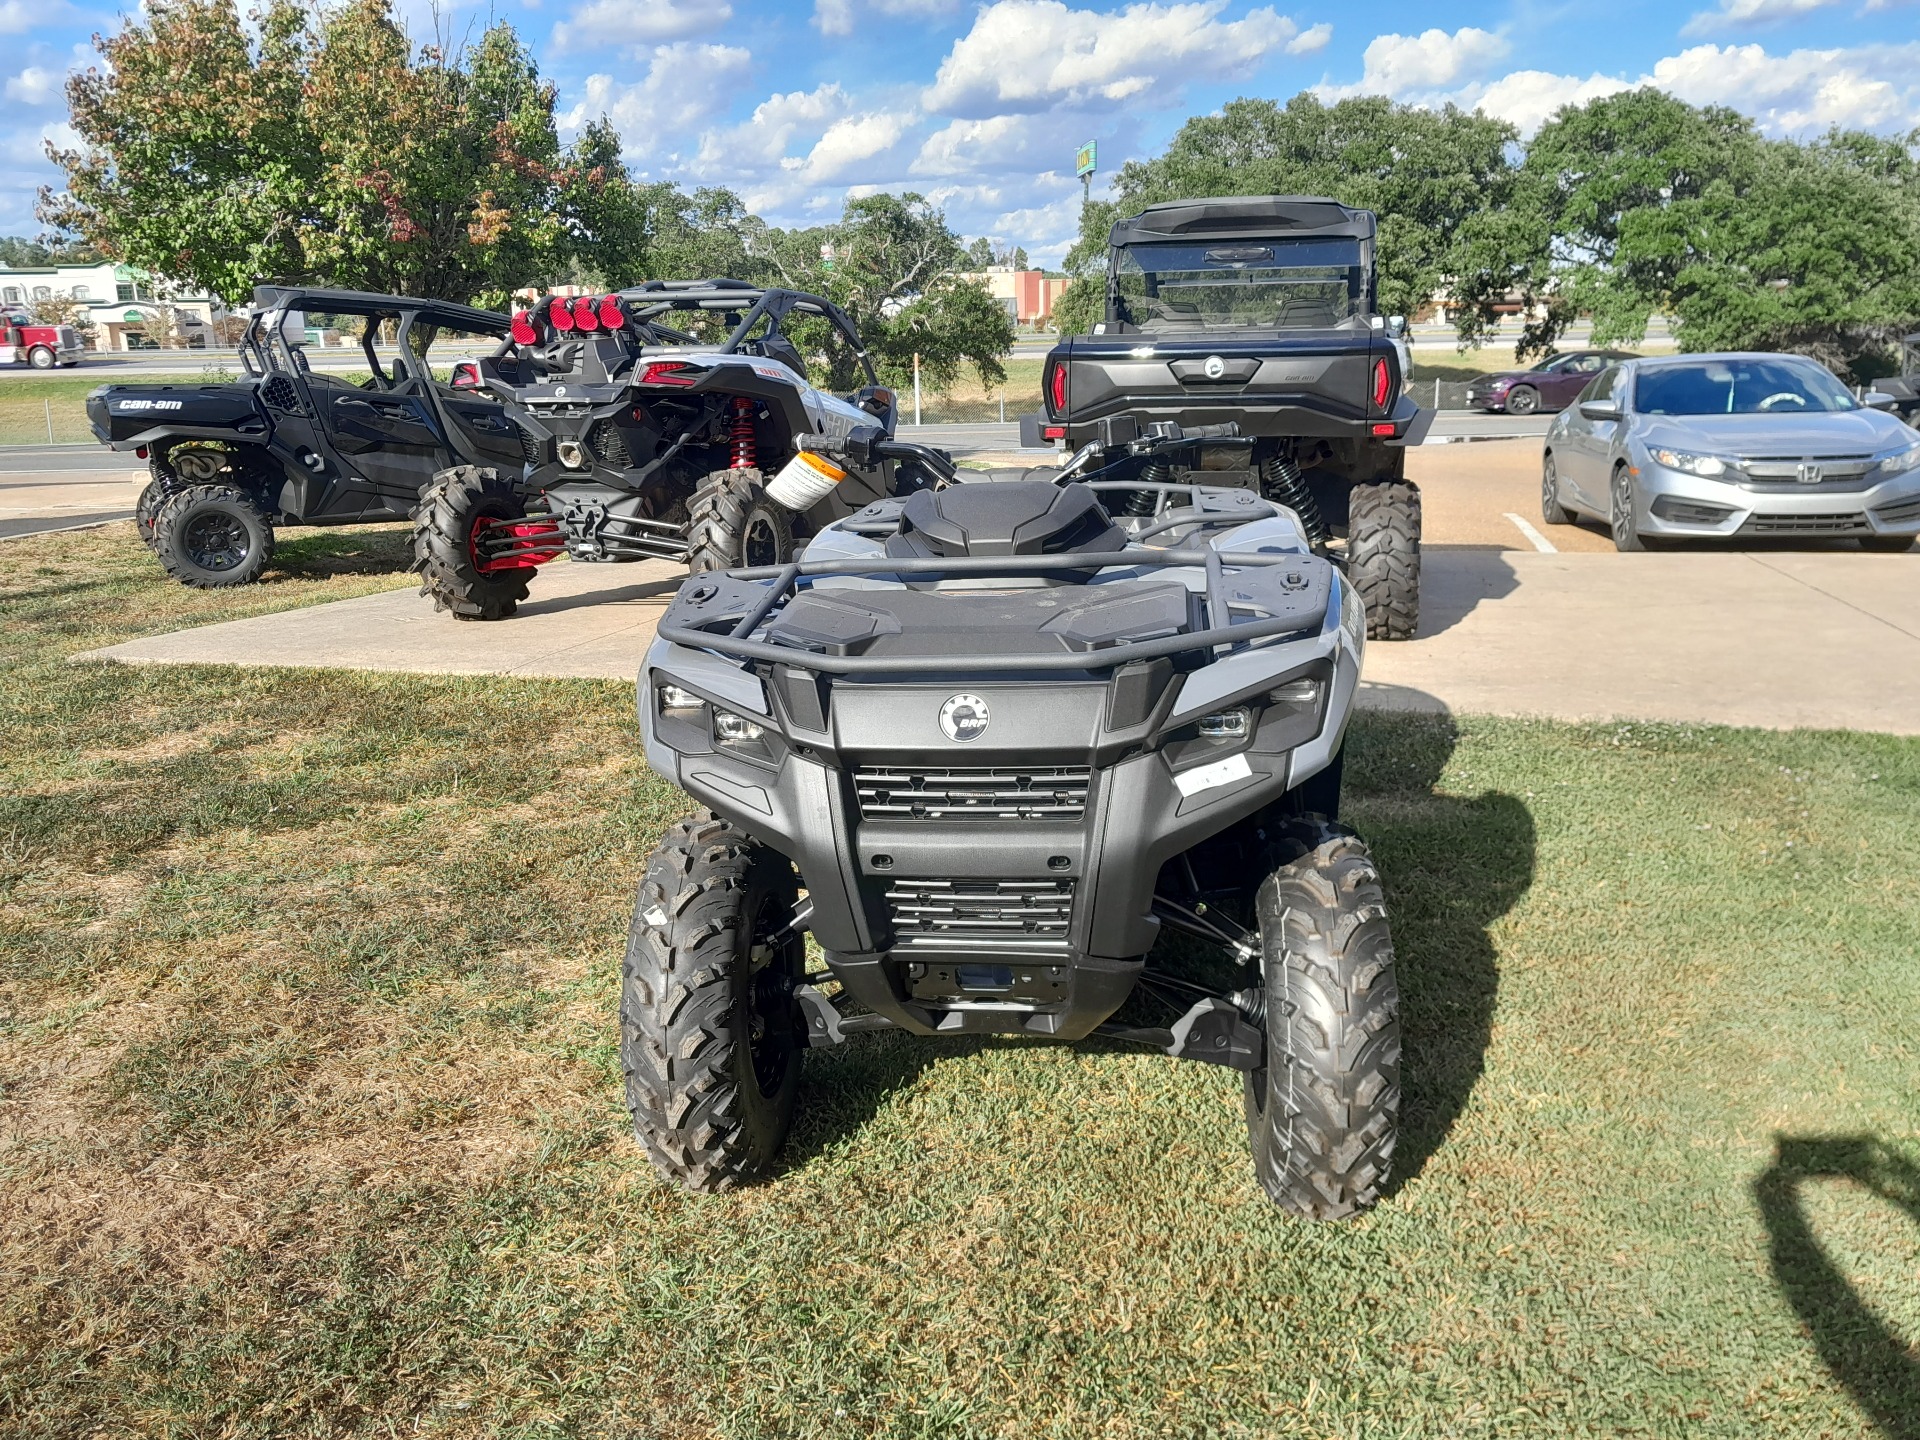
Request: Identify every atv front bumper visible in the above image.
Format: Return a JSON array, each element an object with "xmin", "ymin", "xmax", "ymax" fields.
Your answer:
[{"xmin": 639, "ymin": 588, "xmax": 1363, "ymax": 1041}]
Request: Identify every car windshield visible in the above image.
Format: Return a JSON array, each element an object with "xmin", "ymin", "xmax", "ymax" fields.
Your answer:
[
  {"xmin": 1635, "ymin": 358, "xmax": 1858, "ymax": 415},
  {"xmin": 1113, "ymin": 238, "xmax": 1362, "ymax": 332}
]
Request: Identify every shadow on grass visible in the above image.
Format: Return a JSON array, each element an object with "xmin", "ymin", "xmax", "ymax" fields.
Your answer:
[
  {"xmin": 1755, "ymin": 1135, "xmax": 1920, "ymax": 1440},
  {"xmin": 265, "ymin": 525, "xmax": 413, "ymax": 581},
  {"xmin": 1344, "ymin": 709, "xmax": 1533, "ymax": 1196}
]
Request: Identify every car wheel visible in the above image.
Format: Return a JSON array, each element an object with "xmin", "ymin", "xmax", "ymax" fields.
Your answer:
[
  {"xmin": 1609, "ymin": 465, "xmax": 1647, "ymax": 553},
  {"xmin": 150, "ymin": 483, "xmax": 276, "ymax": 587},
  {"xmin": 1541, "ymin": 453, "xmax": 1574, "ymax": 525},
  {"xmin": 28, "ymin": 346, "xmax": 55, "ymax": 370},
  {"xmin": 1505, "ymin": 385, "xmax": 1540, "ymax": 416}
]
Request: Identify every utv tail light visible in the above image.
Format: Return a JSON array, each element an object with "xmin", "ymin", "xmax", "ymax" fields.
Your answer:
[
  {"xmin": 1048, "ymin": 361, "xmax": 1067, "ymax": 415},
  {"xmin": 598, "ymin": 294, "xmax": 625, "ymax": 329},
  {"xmin": 1042, "ymin": 425, "xmax": 1066, "ymax": 440},
  {"xmin": 548, "ymin": 297, "xmax": 575, "ymax": 332},
  {"xmin": 1371, "ymin": 422, "xmax": 1396, "ymax": 436},
  {"xmin": 639, "ymin": 361, "xmax": 698, "ymax": 387},
  {"xmin": 1372, "ymin": 357, "xmax": 1391, "ymax": 408},
  {"xmin": 510, "ymin": 310, "xmax": 538, "ymax": 345},
  {"xmin": 571, "ymin": 295, "xmax": 600, "ymax": 332}
]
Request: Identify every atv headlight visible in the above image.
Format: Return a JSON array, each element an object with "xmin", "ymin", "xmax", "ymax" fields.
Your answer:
[
  {"xmin": 1649, "ymin": 447, "xmax": 1729, "ymax": 478},
  {"xmin": 1877, "ymin": 441, "xmax": 1920, "ymax": 474},
  {"xmin": 1197, "ymin": 708, "xmax": 1250, "ymax": 739},
  {"xmin": 713, "ymin": 711, "xmax": 765, "ymax": 745},
  {"xmin": 659, "ymin": 683, "xmax": 703, "ymax": 714}
]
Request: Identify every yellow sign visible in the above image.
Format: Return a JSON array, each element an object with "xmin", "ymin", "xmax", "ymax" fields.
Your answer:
[{"xmin": 1075, "ymin": 141, "xmax": 1097, "ymax": 178}]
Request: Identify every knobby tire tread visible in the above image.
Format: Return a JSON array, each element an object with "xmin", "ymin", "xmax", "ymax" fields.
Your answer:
[
  {"xmin": 409, "ymin": 465, "xmax": 532, "ymax": 621},
  {"xmin": 1348, "ymin": 479, "xmax": 1421, "ymax": 640}
]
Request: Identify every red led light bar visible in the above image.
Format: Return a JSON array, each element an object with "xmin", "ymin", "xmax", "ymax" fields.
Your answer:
[
  {"xmin": 548, "ymin": 296, "xmax": 575, "ymax": 332},
  {"xmin": 509, "ymin": 310, "xmax": 537, "ymax": 345}
]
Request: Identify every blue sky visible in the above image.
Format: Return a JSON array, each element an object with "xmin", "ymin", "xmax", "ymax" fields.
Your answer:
[{"xmin": 4, "ymin": 0, "xmax": 1918, "ymax": 264}]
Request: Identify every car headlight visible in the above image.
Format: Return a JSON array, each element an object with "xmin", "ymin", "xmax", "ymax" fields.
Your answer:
[
  {"xmin": 1649, "ymin": 447, "xmax": 1729, "ymax": 478},
  {"xmin": 1878, "ymin": 442, "xmax": 1920, "ymax": 474}
]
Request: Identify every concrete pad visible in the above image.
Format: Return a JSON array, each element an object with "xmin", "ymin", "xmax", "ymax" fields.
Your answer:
[
  {"xmin": 83, "ymin": 558, "xmax": 688, "ymax": 681},
  {"xmin": 81, "ymin": 544, "xmax": 1920, "ymax": 734},
  {"xmin": 1361, "ymin": 548, "xmax": 1920, "ymax": 733}
]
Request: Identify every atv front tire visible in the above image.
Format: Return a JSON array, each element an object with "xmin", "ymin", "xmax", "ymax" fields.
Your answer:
[
  {"xmin": 1347, "ymin": 479, "xmax": 1421, "ymax": 640},
  {"xmin": 410, "ymin": 465, "xmax": 535, "ymax": 621},
  {"xmin": 687, "ymin": 467, "xmax": 794, "ymax": 572},
  {"xmin": 1245, "ymin": 817, "xmax": 1401, "ymax": 1219},
  {"xmin": 621, "ymin": 814, "xmax": 806, "ymax": 1191},
  {"xmin": 150, "ymin": 483, "xmax": 275, "ymax": 588}
]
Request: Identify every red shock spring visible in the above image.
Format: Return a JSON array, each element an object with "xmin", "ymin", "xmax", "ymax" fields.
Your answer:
[{"xmin": 729, "ymin": 396, "xmax": 758, "ymax": 470}]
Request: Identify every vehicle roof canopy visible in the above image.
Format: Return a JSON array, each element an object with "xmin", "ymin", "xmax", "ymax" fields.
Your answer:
[
  {"xmin": 250, "ymin": 285, "xmax": 508, "ymax": 333},
  {"xmin": 1109, "ymin": 196, "xmax": 1376, "ymax": 249}
]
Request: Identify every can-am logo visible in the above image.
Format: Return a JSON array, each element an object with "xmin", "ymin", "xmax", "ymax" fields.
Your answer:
[
  {"xmin": 938, "ymin": 693, "xmax": 990, "ymax": 742},
  {"xmin": 115, "ymin": 399, "xmax": 183, "ymax": 412},
  {"xmin": 1203, "ymin": 355, "xmax": 1226, "ymax": 380}
]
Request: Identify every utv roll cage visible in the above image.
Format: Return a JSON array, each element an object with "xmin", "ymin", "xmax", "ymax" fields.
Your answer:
[{"xmin": 238, "ymin": 285, "xmax": 510, "ymax": 390}]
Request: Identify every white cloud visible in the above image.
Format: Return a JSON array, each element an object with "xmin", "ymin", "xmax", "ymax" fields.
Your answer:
[
  {"xmin": 0, "ymin": 1, "xmax": 38, "ymax": 34},
  {"xmin": 1649, "ymin": 41, "xmax": 1920, "ymax": 130},
  {"xmin": 912, "ymin": 114, "xmax": 1051, "ymax": 176},
  {"xmin": 814, "ymin": 0, "xmax": 856, "ymax": 32},
  {"xmin": 1680, "ymin": 0, "xmax": 1837, "ymax": 36},
  {"xmin": 795, "ymin": 111, "xmax": 913, "ymax": 183},
  {"xmin": 1469, "ymin": 69, "xmax": 1635, "ymax": 133},
  {"xmin": 694, "ymin": 83, "xmax": 851, "ymax": 173},
  {"xmin": 550, "ymin": 0, "xmax": 731, "ymax": 53},
  {"xmin": 564, "ymin": 44, "xmax": 755, "ymax": 168},
  {"xmin": 1331, "ymin": 26, "xmax": 1510, "ymax": 97},
  {"xmin": 5, "ymin": 66, "xmax": 58, "ymax": 105},
  {"xmin": 924, "ymin": 0, "xmax": 1304, "ymax": 117},
  {"xmin": 1287, "ymin": 22, "xmax": 1332, "ymax": 54}
]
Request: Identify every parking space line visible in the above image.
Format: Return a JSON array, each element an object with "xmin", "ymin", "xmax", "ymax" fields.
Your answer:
[{"xmin": 1503, "ymin": 513, "xmax": 1558, "ymax": 553}]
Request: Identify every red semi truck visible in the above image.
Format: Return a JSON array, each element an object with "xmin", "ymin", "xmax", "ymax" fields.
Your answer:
[{"xmin": 1, "ymin": 312, "xmax": 85, "ymax": 368}]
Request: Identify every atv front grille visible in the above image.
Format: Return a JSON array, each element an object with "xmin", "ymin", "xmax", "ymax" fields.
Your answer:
[
  {"xmin": 518, "ymin": 424, "xmax": 543, "ymax": 467},
  {"xmin": 1740, "ymin": 512, "xmax": 1871, "ymax": 535},
  {"xmin": 885, "ymin": 878, "xmax": 1075, "ymax": 953},
  {"xmin": 854, "ymin": 765, "xmax": 1091, "ymax": 820}
]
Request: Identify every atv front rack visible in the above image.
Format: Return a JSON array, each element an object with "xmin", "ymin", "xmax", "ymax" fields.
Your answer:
[{"xmin": 656, "ymin": 536, "xmax": 1335, "ymax": 676}]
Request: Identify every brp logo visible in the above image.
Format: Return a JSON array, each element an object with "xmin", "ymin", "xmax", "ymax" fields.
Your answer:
[
  {"xmin": 939, "ymin": 693, "xmax": 990, "ymax": 742},
  {"xmin": 1797, "ymin": 463, "xmax": 1823, "ymax": 485},
  {"xmin": 1203, "ymin": 355, "xmax": 1226, "ymax": 380}
]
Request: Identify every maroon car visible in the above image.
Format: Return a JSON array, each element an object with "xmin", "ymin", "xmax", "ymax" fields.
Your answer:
[{"xmin": 1465, "ymin": 350, "xmax": 1635, "ymax": 415}]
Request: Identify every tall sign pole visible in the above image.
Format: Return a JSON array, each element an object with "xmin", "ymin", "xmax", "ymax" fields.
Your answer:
[{"xmin": 1075, "ymin": 140, "xmax": 1097, "ymax": 206}]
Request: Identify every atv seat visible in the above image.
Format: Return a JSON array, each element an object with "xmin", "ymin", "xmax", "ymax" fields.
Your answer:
[{"xmin": 886, "ymin": 481, "xmax": 1126, "ymax": 560}]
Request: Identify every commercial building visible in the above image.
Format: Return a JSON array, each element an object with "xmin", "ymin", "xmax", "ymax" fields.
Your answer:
[
  {"xmin": 0, "ymin": 260, "xmax": 230, "ymax": 350},
  {"xmin": 961, "ymin": 267, "xmax": 1072, "ymax": 327}
]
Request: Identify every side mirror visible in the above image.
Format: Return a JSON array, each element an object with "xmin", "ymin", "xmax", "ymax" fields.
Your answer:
[
  {"xmin": 1579, "ymin": 400, "xmax": 1623, "ymax": 422},
  {"xmin": 1386, "ymin": 315, "xmax": 1407, "ymax": 337},
  {"xmin": 1862, "ymin": 391, "xmax": 1897, "ymax": 411}
]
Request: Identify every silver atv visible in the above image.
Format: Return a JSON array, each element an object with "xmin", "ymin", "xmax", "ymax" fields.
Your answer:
[{"xmin": 624, "ymin": 423, "xmax": 1400, "ymax": 1217}]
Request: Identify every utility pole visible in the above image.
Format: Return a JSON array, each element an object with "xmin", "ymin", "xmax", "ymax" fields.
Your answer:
[{"xmin": 912, "ymin": 352, "xmax": 922, "ymax": 426}]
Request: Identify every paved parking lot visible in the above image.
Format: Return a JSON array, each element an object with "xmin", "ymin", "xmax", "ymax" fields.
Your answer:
[
  {"xmin": 0, "ymin": 446, "xmax": 142, "ymax": 539},
  {"xmin": 70, "ymin": 438, "xmax": 1920, "ymax": 733}
]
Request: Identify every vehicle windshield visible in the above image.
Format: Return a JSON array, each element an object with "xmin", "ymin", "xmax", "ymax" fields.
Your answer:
[
  {"xmin": 1635, "ymin": 358, "xmax": 1858, "ymax": 415},
  {"xmin": 1113, "ymin": 238, "xmax": 1363, "ymax": 332}
]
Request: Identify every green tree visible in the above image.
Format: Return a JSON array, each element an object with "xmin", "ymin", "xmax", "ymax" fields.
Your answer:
[
  {"xmin": 1064, "ymin": 94, "xmax": 1519, "ymax": 329},
  {"xmin": 43, "ymin": 0, "xmax": 654, "ymax": 307},
  {"xmin": 1505, "ymin": 92, "xmax": 1920, "ymax": 374}
]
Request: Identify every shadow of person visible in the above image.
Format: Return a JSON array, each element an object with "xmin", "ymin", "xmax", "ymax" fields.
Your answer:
[
  {"xmin": 1339, "ymin": 706, "xmax": 1535, "ymax": 1196},
  {"xmin": 1755, "ymin": 1135, "xmax": 1920, "ymax": 1439},
  {"xmin": 1414, "ymin": 546, "xmax": 1522, "ymax": 638}
]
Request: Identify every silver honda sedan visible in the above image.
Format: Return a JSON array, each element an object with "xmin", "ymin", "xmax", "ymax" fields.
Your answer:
[{"xmin": 1540, "ymin": 353, "xmax": 1920, "ymax": 552}]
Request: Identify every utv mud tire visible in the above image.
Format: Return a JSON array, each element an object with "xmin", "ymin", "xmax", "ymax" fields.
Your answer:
[
  {"xmin": 410, "ymin": 465, "xmax": 534, "ymax": 621},
  {"xmin": 1245, "ymin": 817, "xmax": 1401, "ymax": 1219},
  {"xmin": 1347, "ymin": 480, "xmax": 1421, "ymax": 640},
  {"xmin": 150, "ymin": 483, "xmax": 275, "ymax": 588},
  {"xmin": 687, "ymin": 468, "xmax": 794, "ymax": 573},
  {"xmin": 621, "ymin": 814, "xmax": 806, "ymax": 1191}
]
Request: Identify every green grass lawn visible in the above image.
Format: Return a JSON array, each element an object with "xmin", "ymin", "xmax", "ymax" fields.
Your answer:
[{"xmin": 3, "ymin": 525, "xmax": 1918, "ymax": 1438}]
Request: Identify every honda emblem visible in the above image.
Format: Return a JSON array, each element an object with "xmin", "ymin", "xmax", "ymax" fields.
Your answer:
[{"xmin": 1796, "ymin": 462, "xmax": 1822, "ymax": 485}]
